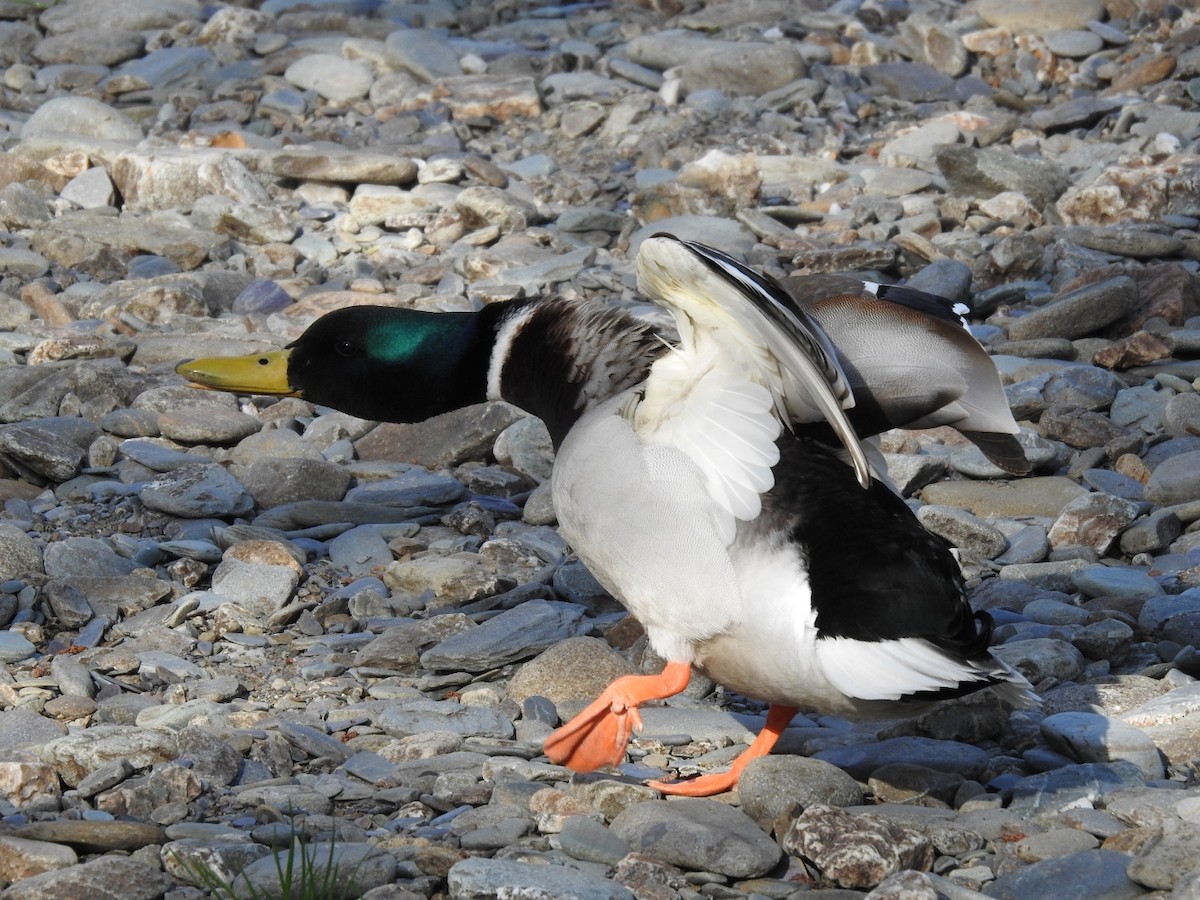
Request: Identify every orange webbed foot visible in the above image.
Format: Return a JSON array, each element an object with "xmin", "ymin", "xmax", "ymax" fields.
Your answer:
[
  {"xmin": 544, "ymin": 661, "xmax": 692, "ymax": 773},
  {"xmin": 647, "ymin": 769, "xmax": 741, "ymax": 796},
  {"xmin": 646, "ymin": 704, "xmax": 799, "ymax": 797}
]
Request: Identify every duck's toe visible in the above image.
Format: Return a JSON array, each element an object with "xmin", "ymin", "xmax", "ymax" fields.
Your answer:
[
  {"xmin": 645, "ymin": 703, "xmax": 799, "ymax": 797},
  {"xmin": 647, "ymin": 770, "xmax": 741, "ymax": 797},
  {"xmin": 543, "ymin": 701, "xmax": 640, "ymax": 772},
  {"xmin": 543, "ymin": 662, "xmax": 693, "ymax": 773}
]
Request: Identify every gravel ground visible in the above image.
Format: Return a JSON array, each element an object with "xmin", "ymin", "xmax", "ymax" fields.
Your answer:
[{"xmin": 2, "ymin": 0, "xmax": 1200, "ymax": 898}]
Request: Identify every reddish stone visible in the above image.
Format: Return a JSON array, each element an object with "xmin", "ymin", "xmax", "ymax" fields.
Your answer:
[{"xmin": 1092, "ymin": 331, "xmax": 1174, "ymax": 369}]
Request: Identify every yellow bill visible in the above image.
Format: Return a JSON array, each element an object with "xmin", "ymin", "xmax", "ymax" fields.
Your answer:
[{"xmin": 175, "ymin": 349, "xmax": 297, "ymax": 395}]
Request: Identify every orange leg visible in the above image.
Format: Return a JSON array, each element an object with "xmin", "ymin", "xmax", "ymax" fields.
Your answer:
[
  {"xmin": 647, "ymin": 703, "xmax": 799, "ymax": 796},
  {"xmin": 543, "ymin": 660, "xmax": 692, "ymax": 772}
]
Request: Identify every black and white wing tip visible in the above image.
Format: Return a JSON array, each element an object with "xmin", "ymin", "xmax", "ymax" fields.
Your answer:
[{"xmin": 653, "ymin": 235, "xmax": 872, "ymax": 490}]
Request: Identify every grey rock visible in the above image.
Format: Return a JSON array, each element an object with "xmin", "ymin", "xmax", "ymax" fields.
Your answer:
[
  {"xmin": 1040, "ymin": 711, "xmax": 1165, "ymax": 779},
  {"xmin": 112, "ymin": 149, "xmax": 270, "ymax": 215},
  {"xmin": 20, "ymin": 96, "xmax": 142, "ymax": 141},
  {"xmin": 0, "ymin": 422, "xmax": 86, "ymax": 482},
  {"xmin": 451, "ymin": 804, "xmax": 533, "ymax": 851},
  {"xmin": 1137, "ymin": 592, "xmax": 1200, "ymax": 633},
  {"xmin": 377, "ymin": 700, "xmax": 514, "ymax": 740},
  {"xmin": 815, "ymin": 737, "xmax": 990, "ymax": 781},
  {"xmin": 1022, "ymin": 597, "xmax": 1089, "ymax": 626},
  {"xmin": 0, "ymin": 247, "xmax": 50, "ymax": 278},
  {"xmin": 31, "ymin": 212, "xmax": 225, "ymax": 271},
  {"xmin": 984, "ymin": 849, "xmax": 1144, "ymax": 900},
  {"xmin": 0, "ymin": 708, "xmax": 66, "ymax": 754},
  {"xmin": 506, "ymin": 636, "xmax": 633, "ymax": 707},
  {"xmin": 176, "ymin": 726, "xmax": 241, "ymax": 787},
  {"xmin": 139, "ymin": 464, "xmax": 254, "ymax": 518},
  {"xmin": 994, "ymin": 524, "xmax": 1050, "ymax": 566},
  {"xmin": 1127, "ymin": 827, "xmax": 1200, "ymax": 890},
  {"xmin": 0, "ymin": 182, "xmax": 51, "ymax": 228},
  {"xmin": 33, "ymin": 27, "xmax": 144, "ymax": 68},
  {"xmin": 1044, "ymin": 366, "xmax": 1121, "ymax": 410},
  {"xmin": 0, "ymin": 21, "xmax": 39, "ymax": 66},
  {"xmin": 0, "ymin": 523, "xmax": 42, "ymax": 580},
  {"xmin": 1008, "ymin": 761, "xmax": 1146, "ymax": 816},
  {"xmin": 1038, "ymin": 405, "xmax": 1132, "ymax": 451},
  {"xmin": 385, "ymin": 28, "xmax": 462, "ymax": 82},
  {"xmin": 558, "ymin": 814, "xmax": 632, "ymax": 866},
  {"xmin": 1082, "ymin": 468, "xmax": 1145, "ymax": 501},
  {"xmin": 992, "ymin": 638, "xmax": 1086, "ymax": 684},
  {"xmin": 1072, "ymin": 619, "xmax": 1135, "ymax": 662},
  {"xmin": 1009, "ymin": 277, "xmax": 1140, "ymax": 342},
  {"xmin": 454, "ymin": 185, "xmax": 539, "ymax": 233},
  {"xmin": 1072, "ymin": 564, "xmax": 1162, "ymax": 600},
  {"xmin": 284, "ymin": 53, "xmax": 374, "ymax": 102},
  {"xmin": 157, "ymin": 406, "xmax": 261, "ymax": 445},
  {"xmin": 162, "ymin": 838, "xmax": 272, "ymax": 890},
  {"xmin": 116, "ymin": 438, "xmax": 200, "ymax": 472},
  {"xmin": 917, "ymin": 505, "xmax": 1007, "ymax": 558},
  {"xmin": 0, "ymin": 630, "xmax": 36, "ymax": 663},
  {"xmin": 239, "ymin": 457, "xmax": 352, "ymax": 509},
  {"xmin": 1162, "ymin": 392, "xmax": 1200, "ymax": 437},
  {"xmin": 43, "ymin": 538, "xmax": 139, "ymax": 579},
  {"xmin": 210, "ymin": 556, "xmax": 298, "ymax": 617},
  {"xmin": 277, "ymin": 721, "xmax": 354, "ymax": 764},
  {"xmin": 421, "ymin": 599, "xmax": 585, "ymax": 672},
  {"xmin": 382, "ymin": 555, "xmax": 499, "ymax": 609},
  {"xmin": 41, "ymin": 724, "xmax": 177, "ymax": 788},
  {"xmin": 345, "ymin": 468, "xmax": 465, "ymax": 511},
  {"xmin": 1111, "ymin": 383, "xmax": 1172, "ymax": 431},
  {"xmin": 935, "ymin": 144, "xmax": 1070, "ymax": 210},
  {"xmin": 863, "ymin": 61, "xmax": 957, "ymax": 102},
  {"xmin": 235, "ymin": 844, "xmax": 397, "ymax": 898},
  {"xmin": 40, "ymin": 0, "xmax": 200, "ymax": 33},
  {"xmin": 448, "ymin": 856, "xmax": 634, "ymax": 900},
  {"xmin": 107, "ymin": 46, "xmax": 213, "ymax": 92},
  {"xmin": 60, "ymin": 166, "xmax": 116, "ymax": 210},
  {"xmin": 1145, "ymin": 450, "xmax": 1200, "ymax": 505},
  {"xmin": 738, "ymin": 756, "xmax": 864, "ymax": 830},
  {"xmin": 1, "ymin": 856, "xmax": 172, "ymax": 900},
  {"xmin": 43, "ymin": 581, "xmax": 93, "ymax": 628},
  {"xmin": 610, "ymin": 797, "xmax": 781, "ymax": 878},
  {"xmin": 1044, "ymin": 29, "xmax": 1104, "ymax": 57},
  {"xmin": 680, "ymin": 41, "xmax": 806, "ymax": 96},
  {"xmin": 328, "ymin": 526, "xmax": 394, "ymax": 577}
]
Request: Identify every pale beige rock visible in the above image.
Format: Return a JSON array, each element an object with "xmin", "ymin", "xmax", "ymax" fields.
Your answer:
[
  {"xmin": 111, "ymin": 149, "xmax": 269, "ymax": 213},
  {"xmin": 975, "ymin": 0, "xmax": 1104, "ymax": 34},
  {"xmin": 398, "ymin": 75, "xmax": 542, "ymax": 121},
  {"xmin": 920, "ymin": 476, "xmax": 1089, "ymax": 518},
  {"xmin": 0, "ymin": 762, "xmax": 60, "ymax": 809},
  {"xmin": 0, "ymin": 835, "xmax": 77, "ymax": 882},
  {"xmin": 1057, "ymin": 156, "xmax": 1200, "ymax": 226}
]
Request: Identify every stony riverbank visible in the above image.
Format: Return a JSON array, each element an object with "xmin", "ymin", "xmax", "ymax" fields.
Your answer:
[{"xmin": 2, "ymin": 0, "xmax": 1200, "ymax": 897}]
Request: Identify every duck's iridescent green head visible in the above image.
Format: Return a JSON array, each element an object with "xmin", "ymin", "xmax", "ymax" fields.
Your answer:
[{"xmin": 176, "ymin": 305, "xmax": 496, "ymax": 423}]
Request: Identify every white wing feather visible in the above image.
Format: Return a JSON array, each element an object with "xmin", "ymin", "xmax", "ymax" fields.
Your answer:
[
  {"xmin": 636, "ymin": 236, "xmax": 871, "ymax": 489},
  {"xmin": 631, "ymin": 342, "xmax": 781, "ymax": 545},
  {"xmin": 816, "ymin": 636, "xmax": 1001, "ymax": 701}
]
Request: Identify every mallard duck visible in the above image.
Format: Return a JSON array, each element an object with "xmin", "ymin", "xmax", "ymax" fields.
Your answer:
[{"xmin": 177, "ymin": 235, "xmax": 1036, "ymax": 795}]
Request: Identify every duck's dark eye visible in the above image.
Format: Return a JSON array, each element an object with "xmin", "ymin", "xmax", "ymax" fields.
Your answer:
[{"xmin": 334, "ymin": 340, "xmax": 356, "ymax": 357}]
